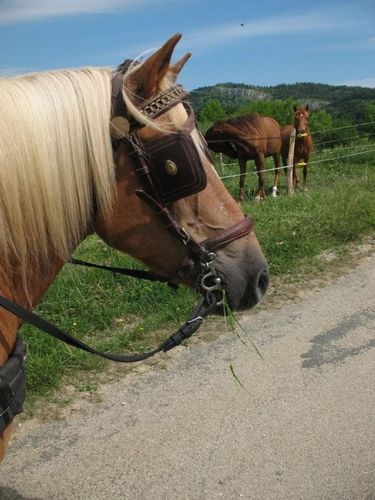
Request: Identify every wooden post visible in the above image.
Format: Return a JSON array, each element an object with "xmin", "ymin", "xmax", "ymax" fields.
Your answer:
[
  {"xmin": 219, "ymin": 153, "xmax": 224, "ymax": 174},
  {"xmin": 287, "ymin": 128, "xmax": 296, "ymax": 195}
]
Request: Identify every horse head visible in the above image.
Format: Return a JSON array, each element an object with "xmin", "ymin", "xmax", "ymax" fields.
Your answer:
[
  {"xmin": 95, "ymin": 35, "xmax": 269, "ymax": 310},
  {"xmin": 204, "ymin": 126, "xmax": 238, "ymax": 160},
  {"xmin": 293, "ymin": 104, "xmax": 310, "ymax": 137}
]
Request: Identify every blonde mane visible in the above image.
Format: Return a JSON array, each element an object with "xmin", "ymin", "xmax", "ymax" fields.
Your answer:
[
  {"xmin": 0, "ymin": 61, "xmax": 203, "ymax": 292},
  {"xmin": 0, "ymin": 67, "xmax": 115, "ymax": 287}
]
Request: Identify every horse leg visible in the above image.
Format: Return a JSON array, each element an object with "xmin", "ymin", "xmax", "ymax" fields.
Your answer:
[
  {"xmin": 238, "ymin": 158, "xmax": 247, "ymax": 202},
  {"xmin": 255, "ymin": 153, "xmax": 266, "ymax": 201},
  {"xmin": 282, "ymin": 153, "xmax": 289, "ymax": 182},
  {"xmin": 303, "ymin": 156, "xmax": 309, "ymax": 191},
  {"xmin": 293, "ymin": 162, "xmax": 299, "ymax": 190},
  {"xmin": 272, "ymin": 153, "xmax": 281, "ymax": 198}
]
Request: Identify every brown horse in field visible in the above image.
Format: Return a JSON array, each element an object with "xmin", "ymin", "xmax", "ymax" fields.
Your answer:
[
  {"xmin": 205, "ymin": 113, "xmax": 282, "ymax": 201},
  {"xmin": 277, "ymin": 104, "xmax": 313, "ymax": 191},
  {"xmin": 0, "ymin": 35, "xmax": 269, "ymax": 461}
]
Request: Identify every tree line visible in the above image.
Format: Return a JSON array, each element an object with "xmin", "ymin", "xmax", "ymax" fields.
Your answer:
[{"xmin": 192, "ymin": 82, "xmax": 375, "ymax": 149}]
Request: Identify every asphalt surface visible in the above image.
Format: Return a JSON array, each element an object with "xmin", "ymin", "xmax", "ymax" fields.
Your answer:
[{"xmin": 0, "ymin": 254, "xmax": 374, "ymax": 500}]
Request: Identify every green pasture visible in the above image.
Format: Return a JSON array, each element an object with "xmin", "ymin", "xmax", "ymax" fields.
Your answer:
[{"xmin": 21, "ymin": 144, "xmax": 375, "ymax": 403}]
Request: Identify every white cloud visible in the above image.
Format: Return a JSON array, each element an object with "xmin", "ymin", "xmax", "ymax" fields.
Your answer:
[
  {"xmin": 339, "ymin": 77, "xmax": 375, "ymax": 88},
  {"xmin": 112, "ymin": 11, "xmax": 357, "ymax": 61},
  {"xmin": 180, "ymin": 13, "xmax": 356, "ymax": 51},
  {"xmin": 0, "ymin": 0, "xmax": 165, "ymax": 26}
]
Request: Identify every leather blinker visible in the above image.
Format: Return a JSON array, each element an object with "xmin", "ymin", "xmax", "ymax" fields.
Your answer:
[
  {"xmin": 140, "ymin": 129, "xmax": 207, "ymax": 204},
  {"xmin": 129, "ymin": 109, "xmax": 207, "ymax": 204}
]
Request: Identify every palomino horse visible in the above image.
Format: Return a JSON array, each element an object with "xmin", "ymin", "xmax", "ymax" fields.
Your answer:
[
  {"xmin": 277, "ymin": 104, "xmax": 313, "ymax": 191},
  {"xmin": 0, "ymin": 34, "xmax": 269, "ymax": 461},
  {"xmin": 205, "ymin": 114, "xmax": 282, "ymax": 201}
]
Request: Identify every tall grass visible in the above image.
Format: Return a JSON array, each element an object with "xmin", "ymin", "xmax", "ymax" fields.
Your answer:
[
  {"xmin": 20, "ymin": 146, "xmax": 375, "ymax": 399},
  {"xmin": 23, "ymin": 239, "xmax": 196, "ymax": 397}
]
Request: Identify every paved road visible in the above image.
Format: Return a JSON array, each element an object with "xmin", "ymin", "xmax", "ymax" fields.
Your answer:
[{"xmin": 1, "ymin": 255, "xmax": 374, "ymax": 500}]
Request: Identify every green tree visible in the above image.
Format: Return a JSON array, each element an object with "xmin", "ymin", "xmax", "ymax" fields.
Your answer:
[
  {"xmin": 363, "ymin": 102, "xmax": 375, "ymax": 135},
  {"xmin": 199, "ymin": 99, "xmax": 226, "ymax": 123},
  {"xmin": 364, "ymin": 101, "xmax": 375, "ymax": 120},
  {"xmin": 233, "ymin": 98, "xmax": 296, "ymax": 126},
  {"xmin": 309, "ymin": 109, "xmax": 333, "ymax": 133}
]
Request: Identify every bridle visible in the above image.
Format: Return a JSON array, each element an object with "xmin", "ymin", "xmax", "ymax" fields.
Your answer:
[
  {"xmin": 110, "ymin": 69, "xmax": 253, "ymax": 292},
  {"xmin": 0, "ymin": 69, "xmax": 253, "ymax": 366}
]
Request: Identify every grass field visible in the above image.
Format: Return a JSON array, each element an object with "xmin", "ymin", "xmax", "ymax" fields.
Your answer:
[{"xmin": 21, "ymin": 144, "xmax": 375, "ymax": 403}]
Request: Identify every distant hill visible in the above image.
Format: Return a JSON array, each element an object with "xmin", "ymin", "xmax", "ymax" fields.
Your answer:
[{"xmin": 191, "ymin": 82, "xmax": 375, "ymax": 121}]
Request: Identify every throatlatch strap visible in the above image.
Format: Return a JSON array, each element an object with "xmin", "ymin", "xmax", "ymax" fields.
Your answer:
[{"xmin": 68, "ymin": 258, "xmax": 169, "ymax": 284}]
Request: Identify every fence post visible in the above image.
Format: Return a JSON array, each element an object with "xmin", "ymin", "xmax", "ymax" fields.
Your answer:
[
  {"xmin": 219, "ymin": 153, "xmax": 224, "ymax": 173},
  {"xmin": 287, "ymin": 128, "xmax": 296, "ymax": 195}
]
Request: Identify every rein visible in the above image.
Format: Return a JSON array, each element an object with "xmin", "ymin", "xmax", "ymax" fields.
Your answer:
[
  {"xmin": 0, "ymin": 290, "xmax": 216, "ymax": 363},
  {"xmin": 0, "ymin": 69, "xmax": 253, "ymax": 366}
]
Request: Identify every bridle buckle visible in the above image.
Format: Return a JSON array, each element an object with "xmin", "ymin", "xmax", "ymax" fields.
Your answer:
[{"xmin": 179, "ymin": 227, "xmax": 191, "ymax": 245}]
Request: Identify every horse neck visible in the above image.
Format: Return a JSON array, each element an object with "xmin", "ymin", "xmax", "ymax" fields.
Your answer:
[
  {"xmin": 297, "ymin": 122, "xmax": 311, "ymax": 141},
  {"xmin": 299, "ymin": 129, "xmax": 312, "ymax": 148},
  {"xmin": 0, "ymin": 256, "xmax": 65, "ymax": 366}
]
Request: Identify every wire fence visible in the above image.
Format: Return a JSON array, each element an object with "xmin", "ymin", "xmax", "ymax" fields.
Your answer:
[
  {"xmin": 311, "ymin": 120, "xmax": 375, "ymax": 135},
  {"xmin": 205, "ymin": 120, "xmax": 375, "ymax": 146},
  {"xmin": 314, "ymin": 131, "xmax": 375, "ymax": 148},
  {"xmin": 318, "ymin": 141, "xmax": 375, "ymax": 155},
  {"xmin": 218, "ymin": 145, "xmax": 375, "ymax": 179},
  {"xmin": 207, "ymin": 117, "xmax": 375, "ymax": 184}
]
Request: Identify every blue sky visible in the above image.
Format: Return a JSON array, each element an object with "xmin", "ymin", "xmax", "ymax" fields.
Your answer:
[{"xmin": 1, "ymin": 0, "xmax": 374, "ymax": 90}]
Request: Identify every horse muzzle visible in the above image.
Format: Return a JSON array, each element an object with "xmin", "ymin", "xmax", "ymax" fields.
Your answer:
[{"xmin": 215, "ymin": 248, "xmax": 270, "ymax": 312}]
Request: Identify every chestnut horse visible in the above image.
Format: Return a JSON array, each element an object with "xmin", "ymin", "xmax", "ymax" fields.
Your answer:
[
  {"xmin": 277, "ymin": 104, "xmax": 313, "ymax": 191},
  {"xmin": 205, "ymin": 114, "xmax": 282, "ymax": 201},
  {"xmin": 0, "ymin": 34, "xmax": 269, "ymax": 461}
]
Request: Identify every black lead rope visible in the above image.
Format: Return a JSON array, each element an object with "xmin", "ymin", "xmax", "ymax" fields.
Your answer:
[{"xmin": 0, "ymin": 293, "xmax": 217, "ymax": 363}]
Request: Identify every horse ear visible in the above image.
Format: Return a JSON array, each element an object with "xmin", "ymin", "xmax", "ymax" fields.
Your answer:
[
  {"xmin": 127, "ymin": 33, "xmax": 182, "ymax": 99},
  {"xmin": 305, "ymin": 104, "xmax": 310, "ymax": 111},
  {"xmin": 170, "ymin": 52, "xmax": 191, "ymax": 82},
  {"xmin": 293, "ymin": 104, "xmax": 297, "ymax": 112}
]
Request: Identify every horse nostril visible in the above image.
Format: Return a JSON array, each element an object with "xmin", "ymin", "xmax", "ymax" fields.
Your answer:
[
  {"xmin": 251, "ymin": 266, "xmax": 269, "ymax": 306},
  {"xmin": 238, "ymin": 265, "xmax": 270, "ymax": 310},
  {"xmin": 257, "ymin": 266, "xmax": 270, "ymax": 297}
]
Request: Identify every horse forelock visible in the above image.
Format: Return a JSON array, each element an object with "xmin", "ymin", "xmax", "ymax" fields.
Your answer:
[{"xmin": 0, "ymin": 68, "xmax": 115, "ymax": 291}]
